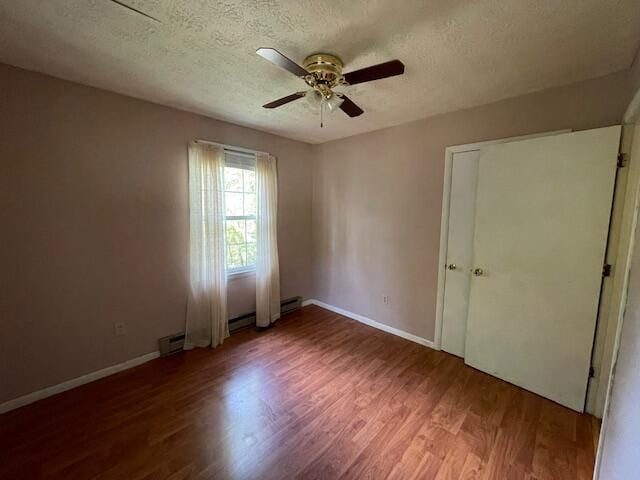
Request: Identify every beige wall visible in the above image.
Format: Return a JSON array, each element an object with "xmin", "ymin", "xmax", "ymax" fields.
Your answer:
[
  {"xmin": 624, "ymin": 47, "xmax": 640, "ymax": 123},
  {"xmin": 311, "ymin": 70, "xmax": 636, "ymax": 341},
  {"xmin": 0, "ymin": 64, "xmax": 313, "ymax": 403},
  {"xmin": 631, "ymin": 47, "xmax": 640, "ymax": 93}
]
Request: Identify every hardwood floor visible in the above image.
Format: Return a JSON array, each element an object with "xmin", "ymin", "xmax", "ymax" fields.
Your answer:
[{"xmin": 0, "ymin": 305, "xmax": 599, "ymax": 480}]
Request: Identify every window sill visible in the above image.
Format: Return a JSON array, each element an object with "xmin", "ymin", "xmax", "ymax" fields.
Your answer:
[{"xmin": 227, "ymin": 269, "xmax": 256, "ymax": 280}]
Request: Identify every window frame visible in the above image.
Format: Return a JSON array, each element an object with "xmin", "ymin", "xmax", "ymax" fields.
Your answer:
[{"xmin": 223, "ymin": 150, "xmax": 257, "ymax": 277}]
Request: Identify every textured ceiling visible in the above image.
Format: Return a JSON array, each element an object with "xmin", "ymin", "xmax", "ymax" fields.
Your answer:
[{"xmin": 0, "ymin": 0, "xmax": 639, "ymax": 144}]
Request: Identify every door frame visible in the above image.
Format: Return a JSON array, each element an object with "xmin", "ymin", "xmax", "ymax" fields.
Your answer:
[
  {"xmin": 594, "ymin": 122, "xmax": 640, "ymax": 477},
  {"xmin": 584, "ymin": 123, "xmax": 640, "ymax": 422},
  {"xmin": 434, "ymin": 130, "xmax": 571, "ymax": 351}
]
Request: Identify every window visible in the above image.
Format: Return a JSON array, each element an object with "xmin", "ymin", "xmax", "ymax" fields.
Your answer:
[{"xmin": 224, "ymin": 151, "xmax": 257, "ymax": 275}]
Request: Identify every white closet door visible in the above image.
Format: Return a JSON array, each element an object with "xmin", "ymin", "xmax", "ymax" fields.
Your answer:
[
  {"xmin": 441, "ymin": 150, "xmax": 479, "ymax": 356},
  {"xmin": 464, "ymin": 126, "xmax": 620, "ymax": 411}
]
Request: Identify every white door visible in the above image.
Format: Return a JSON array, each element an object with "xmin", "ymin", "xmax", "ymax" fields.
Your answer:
[
  {"xmin": 464, "ymin": 126, "xmax": 620, "ymax": 411},
  {"xmin": 441, "ymin": 150, "xmax": 479, "ymax": 356},
  {"xmin": 439, "ymin": 131, "xmax": 569, "ymax": 356}
]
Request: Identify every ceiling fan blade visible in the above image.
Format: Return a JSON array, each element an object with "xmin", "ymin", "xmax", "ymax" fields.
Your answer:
[
  {"xmin": 256, "ymin": 48, "xmax": 308, "ymax": 77},
  {"xmin": 339, "ymin": 95, "xmax": 364, "ymax": 117},
  {"xmin": 109, "ymin": 0, "xmax": 160, "ymax": 22},
  {"xmin": 263, "ymin": 92, "xmax": 306, "ymax": 109},
  {"xmin": 343, "ymin": 60, "xmax": 405, "ymax": 86}
]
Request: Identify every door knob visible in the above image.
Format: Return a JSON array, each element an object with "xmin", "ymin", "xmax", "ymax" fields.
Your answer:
[
  {"xmin": 472, "ymin": 268, "xmax": 484, "ymax": 276},
  {"xmin": 446, "ymin": 263, "xmax": 457, "ymax": 270}
]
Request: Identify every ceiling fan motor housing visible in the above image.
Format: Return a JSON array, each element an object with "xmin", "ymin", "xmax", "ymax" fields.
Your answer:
[{"xmin": 303, "ymin": 53, "xmax": 344, "ymax": 90}]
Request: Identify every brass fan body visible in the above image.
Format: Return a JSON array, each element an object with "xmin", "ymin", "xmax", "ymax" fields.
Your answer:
[{"xmin": 302, "ymin": 53, "xmax": 345, "ymax": 98}]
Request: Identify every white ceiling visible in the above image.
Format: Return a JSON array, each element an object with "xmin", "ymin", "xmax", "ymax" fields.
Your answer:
[{"xmin": 0, "ymin": 0, "xmax": 639, "ymax": 144}]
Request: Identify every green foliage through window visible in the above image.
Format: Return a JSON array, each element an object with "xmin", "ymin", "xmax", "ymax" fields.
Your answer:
[{"xmin": 224, "ymin": 165, "xmax": 257, "ymax": 272}]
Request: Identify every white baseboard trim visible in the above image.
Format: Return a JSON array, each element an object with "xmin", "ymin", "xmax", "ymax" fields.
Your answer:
[
  {"xmin": 303, "ymin": 299, "xmax": 437, "ymax": 350},
  {"xmin": 0, "ymin": 350, "xmax": 160, "ymax": 414}
]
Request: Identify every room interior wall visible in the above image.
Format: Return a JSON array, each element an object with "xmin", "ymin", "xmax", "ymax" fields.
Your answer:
[
  {"xmin": 0, "ymin": 63, "xmax": 313, "ymax": 404},
  {"xmin": 624, "ymin": 47, "xmax": 640, "ymax": 122},
  {"xmin": 2, "ymin": 60, "xmax": 638, "ymax": 407},
  {"xmin": 310, "ymin": 69, "xmax": 636, "ymax": 342}
]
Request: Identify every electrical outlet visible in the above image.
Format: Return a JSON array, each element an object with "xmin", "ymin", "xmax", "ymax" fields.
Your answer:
[
  {"xmin": 114, "ymin": 322, "xmax": 126, "ymax": 337},
  {"xmin": 383, "ymin": 295, "xmax": 389, "ymax": 304}
]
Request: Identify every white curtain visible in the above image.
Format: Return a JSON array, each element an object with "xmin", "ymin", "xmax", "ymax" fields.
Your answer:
[
  {"xmin": 255, "ymin": 153, "xmax": 281, "ymax": 328},
  {"xmin": 184, "ymin": 142, "xmax": 228, "ymax": 348}
]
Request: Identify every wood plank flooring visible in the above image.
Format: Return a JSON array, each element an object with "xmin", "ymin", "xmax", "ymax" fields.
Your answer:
[{"xmin": 0, "ymin": 305, "xmax": 599, "ymax": 479}]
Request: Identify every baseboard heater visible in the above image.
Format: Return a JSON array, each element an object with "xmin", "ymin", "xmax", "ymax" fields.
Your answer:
[
  {"xmin": 158, "ymin": 296, "xmax": 303, "ymax": 355},
  {"xmin": 229, "ymin": 295, "xmax": 303, "ymax": 332},
  {"xmin": 159, "ymin": 333, "xmax": 185, "ymax": 357}
]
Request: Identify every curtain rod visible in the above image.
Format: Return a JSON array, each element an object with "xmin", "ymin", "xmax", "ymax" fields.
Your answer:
[{"xmin": 194, "ymin": 139, "xmax": 269, "ymax": 156}]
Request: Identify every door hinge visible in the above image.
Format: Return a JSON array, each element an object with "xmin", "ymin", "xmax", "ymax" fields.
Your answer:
[
  {"xmin": 589, "ymin": 366, "xmax": 595, "ymax": 378},
  {"xmin": 617, "ymin": 153, "xmax": 627, "ymax": 168},
  {"xmin": 603, "ymin": 264, "xmax": 612, "ymax": 277}
]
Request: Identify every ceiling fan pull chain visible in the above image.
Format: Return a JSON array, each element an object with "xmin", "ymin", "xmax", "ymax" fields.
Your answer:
[{"xmin": 321, "ymin": 100, "xmax": 324, "ymax": 128}]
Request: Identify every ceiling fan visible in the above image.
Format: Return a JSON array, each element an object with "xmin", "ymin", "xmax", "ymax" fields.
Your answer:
[{"xmin": 257, "ymin": 48, "xmax": 405, "ymax": 126}]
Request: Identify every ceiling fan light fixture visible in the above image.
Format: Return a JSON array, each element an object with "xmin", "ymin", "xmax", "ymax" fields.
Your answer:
[
  {"xmin": 305, "ymin": 89, "xmax": 323, "ymax": 111},
  {"xmin": 326, "ymin": 93, "xmax": 344, "ymax": 113}
]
